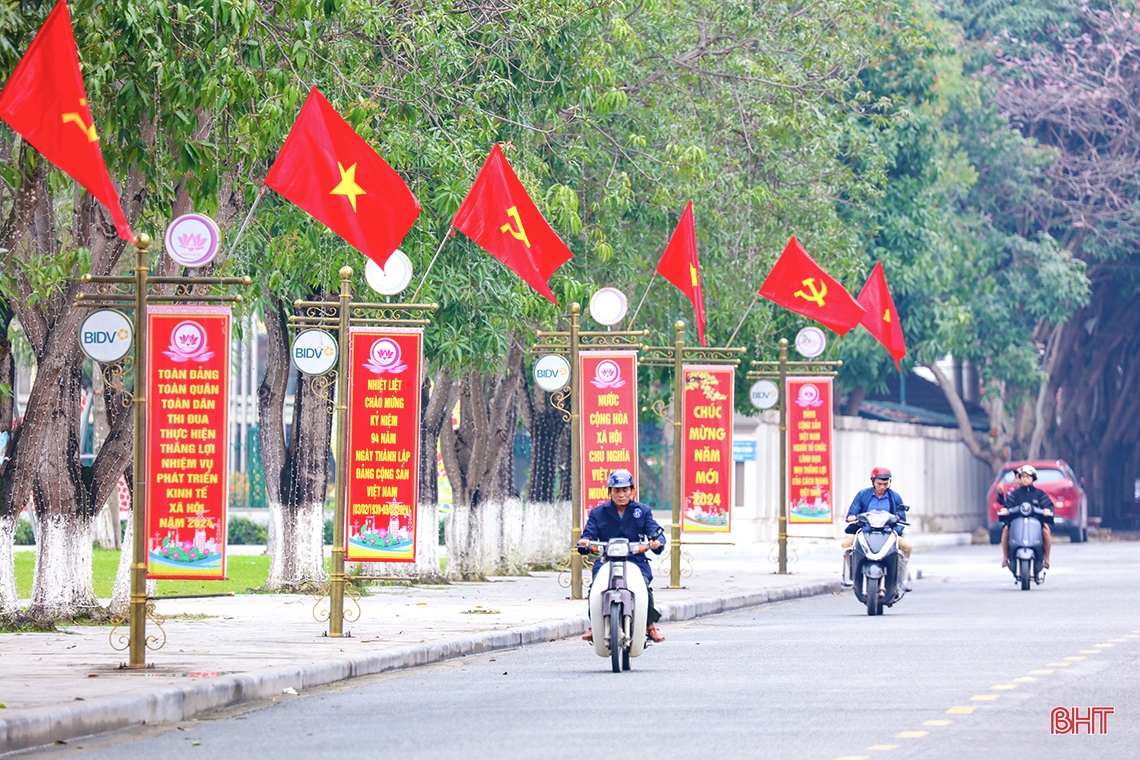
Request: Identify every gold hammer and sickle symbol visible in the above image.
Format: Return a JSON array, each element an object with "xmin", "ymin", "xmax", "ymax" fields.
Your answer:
[
  {"xmin": 793, "ymin": 277, "xmax": 827, "ymax": 307},
  {"xmin": 62, "ymin": 99, "xmax": 98, "ymax": 142},
  {"xmin": 500, "ymin": 206, "xmax": 531, "ymax": 248}
]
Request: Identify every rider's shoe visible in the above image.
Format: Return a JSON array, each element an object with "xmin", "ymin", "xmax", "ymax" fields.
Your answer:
[
  {"xmin": 582, "ymin": 628, "xmax": 593, "ymax": 642},
  {"xmin": 647, "ymin": 624, "xmax": 665, "ymax": 643}
]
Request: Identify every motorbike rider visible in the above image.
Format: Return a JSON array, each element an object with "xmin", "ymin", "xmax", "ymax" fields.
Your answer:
[
  {"xmin": 998, "ymin": 464, "xmax": 1053, "ymax": 569},
  {"xmin": 578, "ymin": 469, "xmax": 667, "ymax": 644},
  {"xmin": 842, "ymin": 467, "xmax": 911, "ymax": 589}
]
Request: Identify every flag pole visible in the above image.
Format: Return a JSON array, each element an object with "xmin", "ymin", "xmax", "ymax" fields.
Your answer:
[
  {"xmin": 411, "ymin": 227, "xmax": 452, "ymax": 303},
  {"xmin": 223, "ymin": 185, "xmax": 266, "ymax": 262},
  {"xmin": 626, "ymin": 272, "xmax": 657, "ymax": 329},
  {"xmin": 726, "ymin": 292, "xmax": 759, "ymax": 348}
]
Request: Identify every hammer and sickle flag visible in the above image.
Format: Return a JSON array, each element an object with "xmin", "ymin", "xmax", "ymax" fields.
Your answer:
[
  {"xmin": 758, "ymin": 236, "xmax": 865, "ymax": 335},
  {"xmin": 452, "ymin": 144, "xmax": 573, "ymax": 304},
  {"xmin": 265, "ymin": 87, "xmax": 421, "ymax": 268},
  {"xmin": 656, "ymin": 200, "xmax": 707, "ymax": 345},
  {"xmin": 856, "ymin": 261, "xmax": 907, "ymax": 369},
  {"xmin": 0, "ymin": 0, "xmax": 132, "ymax": 241}
]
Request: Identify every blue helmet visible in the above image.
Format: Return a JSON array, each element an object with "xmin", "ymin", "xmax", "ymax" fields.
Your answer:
[{"xmin": 607, "ymin": 469, "xmax": 634, "ymax": 489}]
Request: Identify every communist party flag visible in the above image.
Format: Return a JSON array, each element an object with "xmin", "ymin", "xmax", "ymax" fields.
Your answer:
[
  {"xmin": 758, "ymin": 236, "xmax": 865, "ymax": 335},
  {"xmin": 264, "ymin": 87, "xmax": 421, "ymax": 268},
  {"xmin": 656, "ymin": 200, "xmax": 707, "ymax": 345},
  {"xmin": 857, "ymin": 261, "xmax": 907, "ymax": 369},
  {"xmin": 0, "ymin": 0, "xmax": 132, "ymax": 241},
  {"xmin": 452, "ymin": 144, "xmax": 573, "ymax": 304}
]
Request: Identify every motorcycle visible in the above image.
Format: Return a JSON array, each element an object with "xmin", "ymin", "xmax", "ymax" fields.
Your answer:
[
  {"xmin": 578, "ymin": 535, "xmax": 657, "ymax": 673},
  {"xmin": 1005, "ymin": 501, "xmax": 1047, "ymax": 590},
  {"xmin": 842, "ymin": 509, "xmax": 909, "ymax": 616}
]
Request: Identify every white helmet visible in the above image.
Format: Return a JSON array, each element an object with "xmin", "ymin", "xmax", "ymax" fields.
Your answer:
[{"xmin": 1016, "ymin": 464, "xmax": 1038, "ymax": 481}]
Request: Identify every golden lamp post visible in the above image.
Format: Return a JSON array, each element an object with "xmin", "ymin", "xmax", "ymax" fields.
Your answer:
[
  {"xmin": 746, "ymin": 338, "xmax": 840, "ymax": 574},
  {"xmin": 287, "ymin": 266, "xmax": 437, "ymax": 637},
  {"xmin": 75, "ymin": 232, "xmax": 249, "ymax": 668}
]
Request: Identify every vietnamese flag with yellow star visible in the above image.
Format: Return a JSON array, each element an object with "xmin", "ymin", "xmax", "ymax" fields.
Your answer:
[
  {"xmin": 857, "ymin": 261, "xmax": 907, "ymax": 369},
  {"xmin": 758, "ymin": 236, "xmax": 865, "ymax": 335},
  {"xmin": 0, "ymin": 0, "xmax": 132, "ymax": 241},
  {"xmin": 264, "ymin": 87, "xmax": 420, "ymax": 268},
  {"xmin": 656, "ymin": 200, "xmax": 707, "ymax": 345}
]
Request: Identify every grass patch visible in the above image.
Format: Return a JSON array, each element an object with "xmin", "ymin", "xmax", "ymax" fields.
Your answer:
[{"xmin": 15, "ymin": 550, "xmax": 272, "ymax": 599}]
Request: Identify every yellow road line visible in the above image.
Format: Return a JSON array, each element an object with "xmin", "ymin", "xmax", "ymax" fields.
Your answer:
[
  {"xmin": 947, "ymin": 706, "xmax": 975, "ymax": 714},
  {"xmin": 1063, "ymin": 656, "xmax": 1086, "ymax": 661},
  {"xmin": 1013, "ymin": 677, "xmax": 1037, "ymax": 682},
  {"xmin": 1080, "ymin": 650, "xmax": 1101, "ymax": 654},
  {"xmin": 896, "ymin": 731, "xmax": 929, "ymax": 738},
  {"xmin": 1046, "ymin": 662, "xmax": 1071, "ymax": 667},
  {"xmin": 1093, "ymin": 643, "xmax": 1113, "ymax": 648},
  {"xmin": 971, "ymin": 694, "xmax": 1000, "ymax": 701},
  {"xmin": 924, "ymin": 720, "xmax": 952, "ymax": 726}
]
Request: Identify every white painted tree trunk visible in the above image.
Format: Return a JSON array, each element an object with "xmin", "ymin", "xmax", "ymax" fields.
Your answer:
[
  {"xmin": 445, "ymin": 499, "xmax": 568, "ymax": 578},
  {"xmin": 28, "ymin": 514, "xmax": 100, "ymax": 619},
  {"xmin": 92, "ymin": 502, "xmax": 120, "ymax": 550},
  {"xmin": 265, "ymin": 499, "xmax": 327, "ymax": 589},
  {"xmin": 110, "ymin": 511, "xmax": 153, "ymax": 609},
  {"xmin": 0, "ymin": 514, "xmax": 18, "ymax": 616}
]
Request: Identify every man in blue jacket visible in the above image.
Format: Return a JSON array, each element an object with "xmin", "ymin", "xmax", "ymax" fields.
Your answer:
[
  {"xmin": 578, "ymin": 469, "xmax": 667, "ymax": 643},
  {"xmin": 842, "ymin": 467, "xmax": 911, "ymax": 589}
]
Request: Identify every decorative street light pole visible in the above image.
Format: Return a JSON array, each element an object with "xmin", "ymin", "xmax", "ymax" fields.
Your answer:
[
  {"xmin": 640, "ymin": 321, "xmax": 744, "ymax": 589},
  {"xmin": 746, "ymin": 338, "xmax": 840, "ymax": 574}
]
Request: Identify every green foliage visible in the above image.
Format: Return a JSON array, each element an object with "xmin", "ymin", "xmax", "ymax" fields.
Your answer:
[
  {"xmin": 227, "ymin": 516, "xmax": 267, "ymax": 545},
  {"xmin": 14, "ymin": 519, "xmax": 33, "ymax": 545}
]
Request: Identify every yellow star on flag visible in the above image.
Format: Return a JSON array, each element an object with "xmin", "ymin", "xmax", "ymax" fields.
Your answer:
[
  {"xmin": 330, "ymin": 161, "xmax": 366, "ymax": 212},
  {"xmin": 689, "ymin": 263, "xmax": 699, "ymax": 288},
  {"xmin": 884, "ymin": 309, "xmax": 891, "ymax": 322}
]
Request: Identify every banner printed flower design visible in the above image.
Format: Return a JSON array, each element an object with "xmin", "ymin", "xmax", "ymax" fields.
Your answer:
[
  {"xmin": 363, "ymin": 337, "xmax": 407, "ymax": 374},
  {"xmin": 163, "ymin": 321, "xmax": 214, "ymax": 362},
  {"xmin": 176, "ymin": 232, "xmax": 207, "ymax": 253},
  {"xmin": 590, "ymin": 359, "xmax": 625, "ymax": 389},
  {"xmin": 794, "ymin": 383, "xmax": 823, "ymax": 408}
]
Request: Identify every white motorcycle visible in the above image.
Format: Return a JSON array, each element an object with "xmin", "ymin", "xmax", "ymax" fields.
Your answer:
[{"xmin": 579, "ymin": 537, "xmax": 653, "ymax": 672}]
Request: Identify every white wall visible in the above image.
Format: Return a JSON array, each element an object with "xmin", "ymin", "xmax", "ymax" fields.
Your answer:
[{"xmin": 730, "ymin": 412, "xmax": 993, "ymax": 544}]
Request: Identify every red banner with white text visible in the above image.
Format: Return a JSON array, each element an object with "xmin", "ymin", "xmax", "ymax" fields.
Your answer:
[
  {"xmin": 145, "ymin": 306, "xmax": 231, "ymax": 579},
  {"xmin": 345, "ymin": 328, "xmax": 422, "ymax": 562},
  {"xmin": 786, "ymin": 377, "xmax": 834, "ymax": 524},
  {"xmin": 681, "ymin": 365, "xmax": 734, "ymax": 532},
  {"xmin": 579, "ymin": 351, "xmax": 639, "ymax": 525}
]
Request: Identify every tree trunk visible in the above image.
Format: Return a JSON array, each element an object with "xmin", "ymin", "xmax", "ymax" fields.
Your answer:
[
  {"xmin": 0, "ymin": 513, "xmax": 16, "ymax": 617},
  {"xmin": 844, "ymin": 385, "xmax": 866, "ymax": 417},
  {"xmin": 524, "ymin": 377, "xmax": 567, "ymax": 502},
  {"xmin": 259, "ymin": 297, "xmax": 332, "ymax": 590},
  {"xmin": 927, "ymin": 362, "xmax": 1006, "ymax": 473},
  {"xmin": 0, "ymin": 302, "xmax": 15, "ymax": 615}
]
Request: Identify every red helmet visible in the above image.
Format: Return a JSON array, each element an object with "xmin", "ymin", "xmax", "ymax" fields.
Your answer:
[{"xmin": 870, "ymin": 466, "xmax": 892, "ymax": 480}]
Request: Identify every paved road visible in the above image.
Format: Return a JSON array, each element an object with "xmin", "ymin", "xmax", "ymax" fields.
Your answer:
[{"xmin": 27, "ymin": 541, "xmax": 1140, "ymax": 759}]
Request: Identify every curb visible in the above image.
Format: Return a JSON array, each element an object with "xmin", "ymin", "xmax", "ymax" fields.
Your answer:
[{"xmin": 0, "ymin": 579, "xmax": 839, "ymax": 754}]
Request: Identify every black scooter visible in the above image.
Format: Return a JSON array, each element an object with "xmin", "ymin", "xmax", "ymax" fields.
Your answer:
[
  {"xmin": 843, "ymin": 509, "xmax": 909, "ymax": 616},
  {"xmin": 1005, "ymin": 501, "xmax": 1047, "ymax": 590}
]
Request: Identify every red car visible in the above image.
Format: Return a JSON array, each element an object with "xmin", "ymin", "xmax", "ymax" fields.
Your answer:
[{"xmin": 987, "ymin": 460, "xmax": 1088, "ymax": 544}]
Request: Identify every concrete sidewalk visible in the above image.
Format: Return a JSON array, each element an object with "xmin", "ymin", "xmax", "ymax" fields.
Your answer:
[{"xmin": 0, "ymin": 537, "xmax": 963, "ymax": 753}]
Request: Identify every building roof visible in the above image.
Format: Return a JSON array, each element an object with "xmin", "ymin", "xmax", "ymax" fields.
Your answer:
[{"xmin": 858, "ymin": 373, "xmax": 989, "ymax": 432}]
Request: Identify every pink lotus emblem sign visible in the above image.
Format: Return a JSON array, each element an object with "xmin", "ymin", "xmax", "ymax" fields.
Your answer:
[
  {"xmin": 363, "ymin": 337, "xmax": 407, "ymax": 374},
  {"xmin": 164, "ymin": 214, "xmax": 220, "ymax": 268},
  {"xmin": 795, "ymin": 383, "xmax": 823, "ymax": 408},
  {"xmin": 591, "ymin": 359, "xmax": 625, "ymax": 389},
  {"xmin": 164, "ymin": 320, "xmax": 214, "ymax": 362}
]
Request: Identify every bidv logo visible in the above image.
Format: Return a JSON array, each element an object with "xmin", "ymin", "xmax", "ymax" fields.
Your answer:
[
  {"xmin": 78, "ymin": 309, "xmax": 133, "ymax": 363},
  {"xmin": 590, "ymin": 358, "xmax": 625, "ymax": 389},
  {"xmin": 533, "ymin": 355, "xmax": 570, "ymax": 392},
  {"xmin": 794, "ymin": 383, "xmax": 823, "ymax": 408},
  {"xmin": 291, "ymin": 330, "xmax": 337, "ymax": 376},
  {"xmin": 363, "ymin": 337, "xmax": 407, "ymax": 375},
  {"xmin": 164, "ymin": 320, "xmax": 213, "ymax": 362}
]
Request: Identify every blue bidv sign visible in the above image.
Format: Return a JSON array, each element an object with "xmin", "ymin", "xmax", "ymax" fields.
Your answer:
[{"xmin": 733, "ymin": 440, "xmax": 756, "ymax": 462}]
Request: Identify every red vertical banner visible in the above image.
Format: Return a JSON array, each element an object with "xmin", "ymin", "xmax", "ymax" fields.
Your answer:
[
  {"xmin": 579, "ymin": 351, "xmax": 639, "ymax": 525},
  {"xmin": 345, "ymin": 328, "xmax": 422, "ymax": 562},
  {"xmin": 680, "ymin": 365, "xmax": 734, "ymax": 532},
  {"xmin": 146, "ymin": 306, "xmax": 231, "ymax": 579},
  {"xmin": 786, "ymin": 377, "xmax": 834, "ymax": 524}
]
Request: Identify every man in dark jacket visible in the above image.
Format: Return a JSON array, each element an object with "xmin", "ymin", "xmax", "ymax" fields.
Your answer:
[
  {"xmin": 998, "ymin": 464, "xmax": 1054, "ymax": 568},
  {"xmin": 842, "ymin": 466, "xmax": 911, "ymax": 557},
  {"xmin": 578, "ymin": 469, "xmax": 666, "ymax": 643}
]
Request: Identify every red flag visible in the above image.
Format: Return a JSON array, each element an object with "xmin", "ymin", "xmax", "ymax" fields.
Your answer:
[
  {"xmin": 857, "ymin": 261, "xmax": 907, "ymax": 369},
  {"xmin": 758, "ymin": 236, "xmax": 865, "ymax": 335},
  {"xmin": 264, "ymin": 87, "xmax": 421, "ymax": 268},
  {"xmin": 0, "ymin": 0, "xmax": 131, "ymax": 241},
  {"xmin": 451, "ymin": 144, "xmax": 573, "ymax": 304},
  {"xmin": 656, "ymin": 201, "xmax": 707, "ymax": 345}
]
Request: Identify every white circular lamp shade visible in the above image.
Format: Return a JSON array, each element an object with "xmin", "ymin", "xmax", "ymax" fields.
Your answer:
[
  {"xmin": 589, "ymin": 287, "xmax": 628, "ymax": 326},
  {"xmin": 364, "ymin": 250, "xmax": 414, "ymax": 296},
  {"xmin": 794, "ymin": 326, "xmax": 827, "ymax": 358}
]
